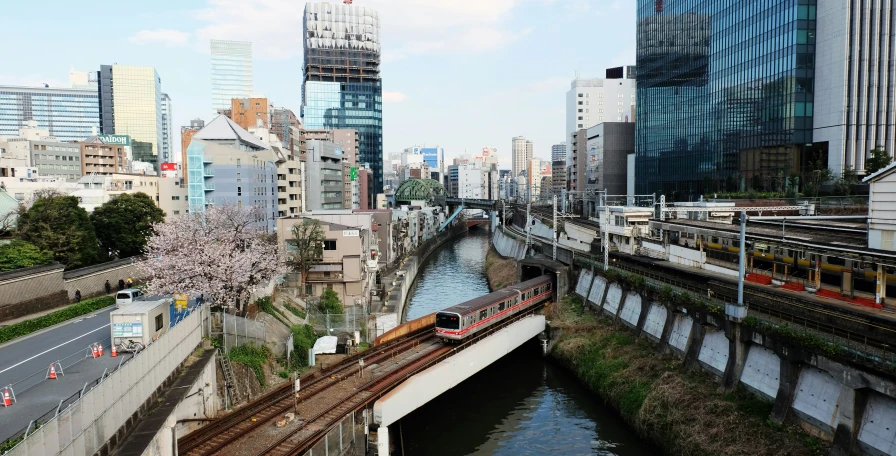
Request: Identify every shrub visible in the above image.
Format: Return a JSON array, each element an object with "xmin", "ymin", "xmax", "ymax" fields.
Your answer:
[
  {"xmin": 0, "ymin": 296, "xmax": 114, "ymax": 344},
  {"xmin": 318, "ymin": 288, "xmax": 343, "ymax": 314},
  {"xmin": 229, "ymin": 343, "xmax": 270, "ymax": 386},
  {"xmin": 291, "ymin": 324, "xmax": 318, "ymax": 367}
]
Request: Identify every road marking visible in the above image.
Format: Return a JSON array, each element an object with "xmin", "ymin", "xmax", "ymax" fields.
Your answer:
[{"xmin": 0, "ymin": 324, "xmax": 111, "ymax": 375}]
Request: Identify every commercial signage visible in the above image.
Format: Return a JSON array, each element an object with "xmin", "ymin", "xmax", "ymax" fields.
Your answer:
[
  {"xmin": 343, "ymin": 230, "xmax": 360, "ymax": 237},
  {"xmin": 161, "ymin": 162, "xmax": 178, "ymax": 171},
  {"xmin": 174, "ymin": 293, "xmax": 189, "ymax": 310},
  {"xmin": 98, "ymin": 134, "xmax": 131, "ymax": 146},
  {"xmin": 112, "ymin": 322, "xmax": 143, "ymax": 338},
  {"xmin": 350, "ymin": 167, "xmax": 358, "ymax": 181}
]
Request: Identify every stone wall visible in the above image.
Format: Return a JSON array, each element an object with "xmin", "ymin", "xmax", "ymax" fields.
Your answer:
[
  {"xmin": 571, "ymin": 269, "xmax": 896, "ymax": 456},
  {"xmin": 0, "ymin": 258, "xmax": 147, "ymax": 322}
]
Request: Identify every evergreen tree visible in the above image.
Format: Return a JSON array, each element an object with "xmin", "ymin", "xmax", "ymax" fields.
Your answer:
[
  {"xmin": 16, "ymin": 195, "xmax": 101, "ymax": 269},
  {"xmin": 90, "ymin": 192, "xmax": 165, "ymax": 258}
]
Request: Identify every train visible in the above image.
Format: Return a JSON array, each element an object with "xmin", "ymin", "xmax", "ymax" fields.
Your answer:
[{"xmin": 435, "ymin": 275, "xmax": 553, "ymax": 342}]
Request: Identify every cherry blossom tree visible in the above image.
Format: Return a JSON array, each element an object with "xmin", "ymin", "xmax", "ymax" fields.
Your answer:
[{"xmin": 141, "ymin": 204, "xmax": 284, "ymax": 311}]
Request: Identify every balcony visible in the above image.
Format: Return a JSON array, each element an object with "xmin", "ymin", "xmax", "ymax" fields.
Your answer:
[
  {"xmin": 203, "ymin": 167, "xmax": 215, "ymax": 177},
  {"xmin": 204, "ymin": 182, "xmax": 215, "ymax": 191}
]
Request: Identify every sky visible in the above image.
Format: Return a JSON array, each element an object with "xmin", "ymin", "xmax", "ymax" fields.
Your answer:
[{"xmin": 2, "ymin": 0, "xmax": 635, "ymax": 169}]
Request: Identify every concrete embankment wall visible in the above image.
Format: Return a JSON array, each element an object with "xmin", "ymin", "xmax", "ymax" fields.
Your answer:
[
  {"xmin": 570, "ymin": 270, "xmax": 896, "ymax": 456},
  {"xmin": 493, "ymin": 227, "xmax": 526, "ymax": 260}
]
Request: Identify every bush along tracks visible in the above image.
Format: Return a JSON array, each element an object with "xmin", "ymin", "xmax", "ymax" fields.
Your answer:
[{"xmin": 0, "ymin": 296, "xmax": 115, "ymax": 344}]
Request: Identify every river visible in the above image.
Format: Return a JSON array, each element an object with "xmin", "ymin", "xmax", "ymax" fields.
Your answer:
[{"xmin": 400, "ymin": 229, "xmax": 653, "ymax": 455}]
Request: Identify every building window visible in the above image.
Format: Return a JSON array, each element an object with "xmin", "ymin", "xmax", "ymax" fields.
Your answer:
[
  {"xmin": 323, "ymin": 240, "xmax": 337, "ymax": 250},
  {"xmin": 577, "ymin": 94, "xmax": 583, "ymax": 98},
  {"xmin": 237, "ymin": 186, "xmax": 242, "ymax": 196},
  {"xmin": 173, "ymin": 210, "xmax": 180, "ymax": 215},
  {"xmin": 578, "ymin": 101, "xmax": 583, "ymax": 105},
  {"xmin": 236, "ymin": 159, "xmax": 241, "ymax": 167},
  {"xmin": 155, "ymin": 314, "xmax": 163, "ymax": 332},
  {"xmin": 171, "ymin": 196, "xmax": 180, "ymax": 200},
  {"xmin": 237, "ymin": 173, "xmax": 241, "ymax": 182}
]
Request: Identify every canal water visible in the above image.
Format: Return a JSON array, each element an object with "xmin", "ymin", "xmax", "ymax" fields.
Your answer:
[{"xmin": 401, "ymin": 230, "xmax": 653, "ymax": 455}]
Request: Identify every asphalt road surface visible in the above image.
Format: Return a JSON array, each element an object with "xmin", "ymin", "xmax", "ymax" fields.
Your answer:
[{"xmin": 0, "ymin": 307, "xmax": 132, "ymax": 442}]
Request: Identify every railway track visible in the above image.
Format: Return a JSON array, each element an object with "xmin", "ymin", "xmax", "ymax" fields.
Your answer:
[
  {"xmin": 503, "ymin": 222, "xmax": 896, "ymax": 350},
  {"xmin": 177, "ymin": 330, "xmax": 434, "ymax": 455}
]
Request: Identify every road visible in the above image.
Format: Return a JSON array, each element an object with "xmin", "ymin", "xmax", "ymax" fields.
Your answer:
[{"xmin": 0, "ymin": 306, "xmax": 132, "ymax": 442}]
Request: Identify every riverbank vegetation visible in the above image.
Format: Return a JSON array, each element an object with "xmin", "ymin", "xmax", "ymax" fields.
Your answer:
[
  {"xmin": 484, "ymin": 247, "xmax": 517, "ymax": 290},
  {"xmin": 549, "ymin": 295, "xmax": 823, "ymax": 456}
]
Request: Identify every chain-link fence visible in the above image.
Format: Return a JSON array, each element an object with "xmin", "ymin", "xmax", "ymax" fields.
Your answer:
[
  {"xmin": 210, "ymin": 311, "xmax": 266, "ymax": 353},
  {"xmin": 307, "ymin": 306, "xmax": 365, "ymax": 336}
]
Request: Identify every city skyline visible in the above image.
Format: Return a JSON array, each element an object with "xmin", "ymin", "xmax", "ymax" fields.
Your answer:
[{"xmin": 0, "ymin": 0, "xmax": 636, "ymax": 170}]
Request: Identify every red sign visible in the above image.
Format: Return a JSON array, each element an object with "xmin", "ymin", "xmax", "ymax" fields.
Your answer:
[{"xmin": 161, "ymin": 162, "xmax": 177, "ymax": 171}]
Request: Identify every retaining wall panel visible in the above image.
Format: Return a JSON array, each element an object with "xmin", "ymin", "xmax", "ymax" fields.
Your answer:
[
  {"xmin": 697, "ymin": 329, "xmax": 729, "ymax": 377},
  {"xmin": 791, "ymin": 367, "xmax": 841, "ymax": 435},
  {"xmin": 643, "ymin": 303, "xmax": 667, "ymax": 340},
  {"xmin": 858, "ymin": 392, "xmax": 896, "ymax": 456},
  {"xmin": 739, "ymin": 345, "xmax": 781, "ymax": 401},
  {"xmin": 603, "ymin": 284, "xmax": 623, "ymax": 317},
  {"xmin": 619, "ymin": 293, "xmax": 642, "ymax": 328},
  {"xmin": 575, "ymin": 270, "xmax": 594, "ymax": 298},
  {"xmin": 668, "ymin": 314, "xmax": 693, "ymax": 355},
  {"xmin": 587, "ymin": 276, "xmax": 607, "ymax": 309}
]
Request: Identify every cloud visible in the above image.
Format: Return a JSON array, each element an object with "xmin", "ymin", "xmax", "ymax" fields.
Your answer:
[
  {"xmin": 186, "ymin": 0, "xmax": 527, "ymax": 60},
  {"xmin": 383, "ymin": 92, "xmax": 407, "ymax": 103},
  {"xmin": 128, "ymin": 29, "xmax": 191, "ymax": 46}
]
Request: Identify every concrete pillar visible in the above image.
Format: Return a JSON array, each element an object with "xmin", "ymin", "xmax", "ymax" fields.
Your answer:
[
  {"xmin": 684, "ymin": 322, "xmax": 706, "ymax": 371},
  {"xmin": 831, "ymin": 387, "xmax": 870, "ymax": 456},
  {"xmin": 876, "ymin": 263, "xmax": 887, "ymax": 305},
  {"xmin": 770, "ymin": 360, "xmax": 802, "ymax": 425},
  {"xmin": 722, "ymin": 323, "xmax": 748, "ymax": 392},
  {"xmin": 377, "ymin": 425, "xmax": 390, "ymax": 456},
  {"xmin": 634, "ymin": 295, "xmax": 650, "ymax": 339},
  {"xmin": 657, "ymin": 307, "xmax": 677, "ymax": 355}
]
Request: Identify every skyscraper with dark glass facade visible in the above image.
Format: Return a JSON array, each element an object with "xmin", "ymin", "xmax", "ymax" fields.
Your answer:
[
  {"xmin": 635, "ymin": 0, "xmax": 818, "ymax": 198},
  {"xmin": 302, "ymin": 2, "xmax": 383, "ymax": 195}
]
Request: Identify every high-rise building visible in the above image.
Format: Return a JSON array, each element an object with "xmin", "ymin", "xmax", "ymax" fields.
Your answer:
[
  {"xmin": 512, "ymin": 136, "xmax": 533, "ymax": 178},
  {"xmin": 815, "ymin": 3, "xmax": 896, "ymax": 173},
  {"xmin": 634, "ymin": 1, "xmax": 834, "ymax": 196},
  {"xmin": 302, "ymin": 2, "xmax": 383, "ymax": 195},
  {"xmin": 527, "ymin": 158, "xmax": 543, "ymax": 200},
  {"xmin": 551, "ymin": 142, "xmax": 566, "ymax": 161},
  {"xmin": 566, "ymin": 72, "xmax": 637, "ymax": 149},
  {"xmin": 585, "ymin": 122, "xmax": 634, "ymax": 195},
  {"xmin": 210, "ymin": 40, "xmax": 253, "ymax": 112},
  {"xmin": 160, "ymin": 93, "xmax": 173, "ymax": 164},
  {"xmin": 98, "ymin": 65, "xmax": 164, "ymax": 167},
  {"xmin": 0, "ymin": 73, "xmax": 100, "ymax": 142}
]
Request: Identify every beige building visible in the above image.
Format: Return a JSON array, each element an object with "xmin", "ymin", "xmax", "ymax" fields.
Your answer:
[
  {"xmin": 158, "ymin": 177, "xmax": 189, "ymax": 217},
  {"xmin": 273, "ymin": 144, "xmax": 303, "ymax": 217},
  {"xmin": 277, "ymin": 217, "xmax": 372, "ymax": 306}
]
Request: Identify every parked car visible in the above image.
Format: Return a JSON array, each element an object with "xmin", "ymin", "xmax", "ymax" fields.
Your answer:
[{"xmin": 115, "ymin": 289, "xmax": 142, "ymax": 308}]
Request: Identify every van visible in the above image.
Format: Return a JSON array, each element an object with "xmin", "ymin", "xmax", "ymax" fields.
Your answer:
[{"xmin": 116, "ymin": 289, "xmax": 142, "ymax": 308}]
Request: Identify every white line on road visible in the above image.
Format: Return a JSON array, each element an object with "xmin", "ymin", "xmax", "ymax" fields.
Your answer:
[{"xmin": 0, "ymin": 324, "xmax": 111, "ymax": 375}]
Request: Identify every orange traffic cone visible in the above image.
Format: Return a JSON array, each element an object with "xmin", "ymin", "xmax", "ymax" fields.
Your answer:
[
  {"xmin": 97, "ymin": 344, "xmax": 104, "ymax": 356},
  {"xmin": 91, "ymin": 344, "xmax": 98, "ymax": 359},
  {"xmin": 49, "ymin": 364, "xmax": 57, "ymax": 379},
  {"xmin": 111, "ymin": 344, "xmax": 118, "ymax": 357},
  {"xmin": 3, "ymin": 389, "xmax": 11, "ymax": 407}
]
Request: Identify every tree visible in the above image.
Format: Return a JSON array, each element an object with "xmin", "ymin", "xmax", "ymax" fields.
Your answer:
[
  {"xmin": 801, "ymin": 153, "xmax": 834, "ymax": 198},
  {"xmin": 284, "ymin": 219, "xmax": 325, "ymax": 293},
  {"xmin": 90, "ymin": 192, "xmax": 165, "ymax": 258},
  {"xmin": 0, "ymin": 240, "xmax": 53, "ymax": 271},
  {"xmin": 16, "ymin": 195, "xmax": 101, "ymax": 269},
  {"xmin": 866, "ymin": 146, "xmax": 893, "ymax": 175},
  {"xmin": 318, "ymin": 288, "xmax": 343, "ymax": 314},
  {"xmin": 833, "ymin": 165, "xmax": 860, "ymax": 196},
  {"xmin": 141, "ymin": 204, "xmax": 284, "ymax": 311}
]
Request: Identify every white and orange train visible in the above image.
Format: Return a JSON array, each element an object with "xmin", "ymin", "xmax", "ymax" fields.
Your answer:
[{"xmin": 435, "ymin": 276, "xmax": 553, "ymax": 342}]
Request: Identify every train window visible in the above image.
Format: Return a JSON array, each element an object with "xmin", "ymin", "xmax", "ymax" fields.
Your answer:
[
  {"xmin": 498, "ymin": 302, "xmax": 505, "ymax": 311},
  {"xmin": 480, "ymin": 310, "xmax": 488, "ymax": 320},
  {"xmin": 827, "ymin": 256, "xmax": 845, "ymax": 266},
  {"xmin": 435, "ymin": 313, "xmax": 460, "ymax": 330}
]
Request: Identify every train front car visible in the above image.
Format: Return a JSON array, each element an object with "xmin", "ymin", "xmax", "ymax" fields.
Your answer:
[{"xmin": 435, "ymin": 311, "xmax": 464, "ymax": 341}]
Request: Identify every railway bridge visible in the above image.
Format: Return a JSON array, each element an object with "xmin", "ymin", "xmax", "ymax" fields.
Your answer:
[{"xmin": 177, "ymin": 287, "xmax": 566, "ymax": 456}]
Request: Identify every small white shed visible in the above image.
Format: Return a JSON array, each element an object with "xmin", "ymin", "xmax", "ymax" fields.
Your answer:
[{"xmin": 864, "ymin": 162, "xmax": 896, "ymax": 251}]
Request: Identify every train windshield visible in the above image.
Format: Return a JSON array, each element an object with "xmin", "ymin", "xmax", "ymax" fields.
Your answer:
[{"xmin": 435, "ymin": 313, "xmax": 460, "ymax": 330}]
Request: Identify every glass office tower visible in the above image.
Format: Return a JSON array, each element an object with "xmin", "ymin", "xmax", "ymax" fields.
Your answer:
[
  {"xmin": 211, "ymin": 40, "xmax": 253, "ymax": 112},
  {"xmin": 0, "ymin": 85, "xmax": 99, "ymax": 141},
  {"xmin": 98, "ymin": 65, "xmax": 164, "ymax": 166},
  {"xmin": 635, "ymin": 1, "xmax": 818, "ymax": 198},
  {"xmin": 302, "ymin": 2, "xmax": 383, "ymax": 195}
]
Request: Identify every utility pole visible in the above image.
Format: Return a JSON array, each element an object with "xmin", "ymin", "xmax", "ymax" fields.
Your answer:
[
  {"xmin": 603, "ymin": 203, "xmax": 610, "ymax": 271},
  {"xmin": 525, "ymin": 184, "xmax": 532, "ymax": 253},
  {"xmin": 552, "ymin": 195, "xmax": 558, "ymax": 261},
  {"xmin": 738, "ymin": 211, "xmax": 746, "ymax": 306}
]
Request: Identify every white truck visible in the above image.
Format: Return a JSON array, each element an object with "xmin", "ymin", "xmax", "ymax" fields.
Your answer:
[{"xmin": 110, "ymin": 297, "xmax": 172, "ymax": 351}]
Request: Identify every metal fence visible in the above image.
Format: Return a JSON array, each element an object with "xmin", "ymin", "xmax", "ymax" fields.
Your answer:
[
  {"xmin": 4, "ymin": 306, "xmax": 203, "ymax": 456},
  {"xmin": 210, "ymin": 311, "xmax": 266, "ymax": 353},
  {"xmin": 307, "ymin": 306, "xmax": 365, "ymax": 335},
  {"xmin": 302, "ymin": 410, "xmax": 364, "ymax": 456}
]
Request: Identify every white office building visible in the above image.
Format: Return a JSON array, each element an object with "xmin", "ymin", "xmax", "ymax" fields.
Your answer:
[
  {"xmin": 511, "ymin": 136, "xmax": 533, "ymax": 179},
  {"xmin": 160, "ymin": 93, "xmax": 173, "ymax": 164},
  {"xmin": 566, "ymin": 72, "xmax": 636, "ymax": 149},
  {"xmin": 457, "ymin": 162, "xmax": 486, "ymax": 199}
]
